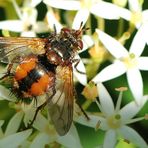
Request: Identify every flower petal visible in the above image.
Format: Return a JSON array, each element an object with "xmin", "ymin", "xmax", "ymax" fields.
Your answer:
[
  {"xmin": 97, "ymin": 83, "xmax": 114, "ymax": 116},
  {"xmin": 92, "ymin": 61, "xmax": 126, "ymax": 83},
  {"xmin": 103, "ymin": 130, "xmax": 117, "ymax": 148},
  {"xmin": 73, "ymin": 55, "xmax": 87, "ymax": 85},
  {"xmin": 30, "ymin": 0, "xmax": 42, "ymax": 7},
  {"xmin": 30, "ymin": 133, "xmax": 53, "ymax": 148},
  {"xmin": 119, "ymin": 96, "xmax": 147, "ymax": 123},
  {"xmin": 0, "ymin": 21, "xmax": 23, "ymax": 32},
  {"xmin": 76, "ymin": 114, "xmax": 108, "ymax": 130},
  {"xmin": 91, "ymin": 1, "xmax": 130, "ymax": 20},
  {"xmin": 44, "ymin": 0, "xmax": 80, "ymax": 10},
  {"xmin": 126, "ymin": 68, "xmax": 143, "ymax": 104},
  {"xmin": 72, "ymin": 9, "xmax": 89, "ymax": 30},
  {"xmin": 129, "ymin": 25, "xmax": 146, "ymax": 56},
  {"xmin": 34, "ymin": 21, "xmax": 49, "ymax": 33},
  {"xmin": 139, "ymin": 22, "xmax": 148, "ymax": 44},
  {"xmin": 96, "ymin": 29, "xmax": 128, "ymax": 58},
  {"xmin": 0, "ymin": 85, "xmax": 16, "ymax": 101},
  {"xmin": 22, "ymin": 8, "xmax": 37, "ymax": 25},
  {"xmin": 46, "ymin": 11, "xmax": 63, "ymax": 33},
  {"xmin": 81, "ymin": 35, "xmax": 94, "ymax": 52},
  {"xmin": 138, "ymin": 57, "xmax": 148, "ymax": 70},
  {"xmin": 119, "ymin": 126, "xmax": 147, "ymax": 148},
  {"xmin": 57, "ymin": 124, "xmax": 82, "ymax": 148},
  {"xmin": 5, "ymin": 112, "xmax": 24, "ymax": 136},
  {"xmin": 117, "ymin": 8, "xmax": 131, "ymax": 21},
  {"xmin": 21, "ymin": 31, "xmax": 36, "ymax": 37},
  {"xmin": 128, "ymin": 0, "xmax": 141, "ymax": 12},
  {"xmin": 142, "ymin": 10, "xmax": 148, "ymax": 22},
  {"xmin": 23, "ymin": 107, "xmax": 36, "ymax": 127},
  {"xmin": 32, "ymin": 113, "xmax": 49, "ymax": 132},
  {"xmin": 0, "ymin": 129, "xmax": 32, "ymax": 148}
]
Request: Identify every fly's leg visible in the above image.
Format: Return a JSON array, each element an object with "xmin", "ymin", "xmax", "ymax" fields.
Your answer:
[
  {"xmin": 0, "ymin": 63, "xmax": 14, "ymax": 80},
  {"xmin": 73, "ymin": 59, "xmax": 86, "ymax": 75},
  {"xmin": 0, "ymin": 56, "xmax": 21, "ymax": 80},
  {"xmin": 74, "ymin": 88, "xmax": 90, "ymax": 120},
  {"xmin": 27, "ymin": 87, "xmax": 56, "ymax": 128},
  {"xmin": 76, "ymin": 102, "xmax": 90, "ymax": 120}
]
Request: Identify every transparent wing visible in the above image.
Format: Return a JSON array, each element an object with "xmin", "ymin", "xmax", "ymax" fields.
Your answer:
[
  {"xmin": 0, "ymin": 37, "xmax": 47, "ymax": 63},
  {"xmin": 48, "ymin": 65, "xmax": 74, "ymax": 136}
]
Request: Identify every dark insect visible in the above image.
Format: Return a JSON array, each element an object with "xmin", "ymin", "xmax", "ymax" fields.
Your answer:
[{"xmin": 0, "ymin": 24, "xmax": 88, "ymax": 136}]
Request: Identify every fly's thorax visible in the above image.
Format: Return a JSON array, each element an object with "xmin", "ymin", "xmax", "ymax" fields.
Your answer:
[
  {"xmin": 46, "ymin": 37, "xmax": 76, "ymax": 64},
  {"xmin": 46, "ymin": 27, "xmax": 83, "ymax": 65},
  {"xmin": 46, "ymin": 50, "xmax": 64, "ymax": 65}
]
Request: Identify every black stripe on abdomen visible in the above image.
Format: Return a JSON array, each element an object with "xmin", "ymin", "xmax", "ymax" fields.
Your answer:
[{"xmin": 18, "ymin": 68, "xmax": 41, "ymax": 92}]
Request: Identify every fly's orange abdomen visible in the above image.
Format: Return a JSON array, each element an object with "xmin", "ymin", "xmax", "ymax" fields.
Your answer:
[
  {"xmin": 15, "ymin": 57, "xmax": 37, "ymax": 81},
  {"xmin": 13, "ymin": 56, "xmax": 55, "ymax": 98},
  {"xmin": 29, "ymin": 74, "xmax": 52, "ymax": 96}
]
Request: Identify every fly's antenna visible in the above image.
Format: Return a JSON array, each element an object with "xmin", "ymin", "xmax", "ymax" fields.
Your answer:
[
  {"xmin": 83, "ymin": 26, "xmax": 89, "ymax": 32},
  {"xmin": 79, "ymin": 22, "xmax": 83, "ymax": 30},
  {"xmin": 79, "ymin": 22, "xmax": 89, "ymax": 32},
  {"xmin": 53, "ymin": 24, "xmax": 57, "ymax": 35},
  {"xmin": 76, "ymin": 22, "xmax": 89, "ymax": 36}
]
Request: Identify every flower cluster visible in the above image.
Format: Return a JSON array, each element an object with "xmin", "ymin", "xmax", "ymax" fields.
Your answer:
[{"xmin": 0, "ymin": 0, "xmax": 147, "ymax": 147}]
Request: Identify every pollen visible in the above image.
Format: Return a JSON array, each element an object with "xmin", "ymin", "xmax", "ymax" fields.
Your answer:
[{"xmin": 122, "ymin": 53, "xmax": 138, "ymax": 69}]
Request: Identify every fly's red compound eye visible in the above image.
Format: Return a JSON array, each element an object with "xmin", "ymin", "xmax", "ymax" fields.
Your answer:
[
  {"xmin": 77, "ymin": 40, "xmax": 83, "ymax": 50},
  {"xmin": 61, "ymin": 28, "xmax": 70, "ymax": 34}
]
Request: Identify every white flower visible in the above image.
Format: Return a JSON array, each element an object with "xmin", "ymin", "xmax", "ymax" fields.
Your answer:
[
  {"xmin": 30, "ymin": 113, "xmax": 82, "ymax": 148},
  {"xmin": 127, "ymin": 0, "xmax": 148, "ymax": 28},
  {"xmin": 43, "ymin": 0, "xmax": 130, "ymax": 29},
  {"xmin": 117, "ymin": 0, "xmax": 148, "ymax": 28},
  {"xmin": 76, "ymin": 83, "xmax": 148, "ymax": 148},
  {"xmin": 0, "ymin": 112, "xmax": 32, "ymax": 148},
  {"xmin": 93, "ymin": 27, "xmax": 147, "ymax": 104},
  {"xmin": 0, "ymin": 0, "xmax": 48, "ymax": 37}
]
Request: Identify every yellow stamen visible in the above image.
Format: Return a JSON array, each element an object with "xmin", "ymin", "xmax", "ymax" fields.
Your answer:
[
  {"xmin": 95, "ymin": 120, "xmax": 101, "ymax": 131},
  {"xmin": 115, "ymin": 87, "xmax": 128, "ymax": 92}
]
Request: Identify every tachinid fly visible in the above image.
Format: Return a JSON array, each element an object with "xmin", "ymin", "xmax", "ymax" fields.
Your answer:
[{"xmin": 0, "ymin": 23, "xmax": 87, "ymax": 135}]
